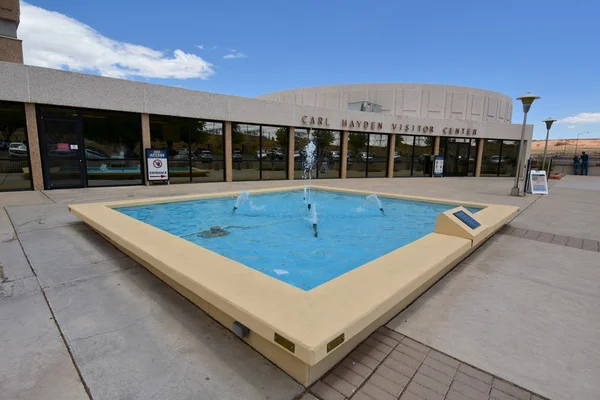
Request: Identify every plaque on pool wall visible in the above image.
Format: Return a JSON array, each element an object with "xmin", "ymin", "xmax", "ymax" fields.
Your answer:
[{"xmin": 452, "ymin": 210, "xmax": 481, "ymax": 230}]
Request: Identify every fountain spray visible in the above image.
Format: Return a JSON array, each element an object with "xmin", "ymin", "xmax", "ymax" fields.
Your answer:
[
  {"xmin": 364, "ymin": 194, "xmax": 385, "ymax": 215},
  {"xmin": 310, "ymin": 203, "xmax": 318, "ymax": 237},
  {"xmin": 232, "ymin": 191, "xmax": 248, "ymax": 214},
  {"xmin": 303, "ymin": 137, "xmax": 317, "ymax": 211}
]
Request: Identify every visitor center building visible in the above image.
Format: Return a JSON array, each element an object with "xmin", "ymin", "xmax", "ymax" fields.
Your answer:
[{"xmin": 0, "ymin": 64, "xmax": 533, "ymax": 192}]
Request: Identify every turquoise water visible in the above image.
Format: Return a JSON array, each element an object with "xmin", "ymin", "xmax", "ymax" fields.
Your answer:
[{"xmin": 117, "ymin": 190, "xmax": 480, "ymax": 290}]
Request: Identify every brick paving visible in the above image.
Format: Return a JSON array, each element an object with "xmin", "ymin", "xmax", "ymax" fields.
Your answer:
[
  {"xmin": 308, "ymin": 327, "xmax": 548, "ymax": 400},
  {"xmin": 498, "ymin": 225, "xmax": 600, "ymax": 252}
]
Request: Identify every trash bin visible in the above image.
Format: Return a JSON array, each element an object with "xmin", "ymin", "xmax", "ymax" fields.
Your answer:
[{"xmin": 423, "ymin": 155, "xmax": 432, "ymax": 176}]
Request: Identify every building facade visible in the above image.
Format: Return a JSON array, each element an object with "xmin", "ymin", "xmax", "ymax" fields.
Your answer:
[{"xmin": 0, "ymin": 62, "xmax": 534, "ymax": 191}]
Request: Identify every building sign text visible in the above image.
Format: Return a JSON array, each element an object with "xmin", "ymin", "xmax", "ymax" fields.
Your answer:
[{"xmin": 301, "ymin": 115, "xmax": 477, "ymax": 136}]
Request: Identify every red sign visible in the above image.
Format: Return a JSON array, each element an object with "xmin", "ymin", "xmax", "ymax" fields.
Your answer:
[{"xmin": 57, "ymin": 143, "xmax": 69, "ymax": 151}]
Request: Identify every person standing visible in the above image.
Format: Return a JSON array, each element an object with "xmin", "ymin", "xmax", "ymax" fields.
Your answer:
[
  {"xmin": 573, "ymin": 154, "xmax": 580, "ymax": 175},
  {"xmin": 581, "ymin": 151, "xmax": 589, "ymax": 176}
]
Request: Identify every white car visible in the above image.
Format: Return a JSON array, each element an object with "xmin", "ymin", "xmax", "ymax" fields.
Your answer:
[
  {"xmin": 9, "ymin": 142, "xmax": 28, "ymax": 158},
  {"xmin": 255, "ymin": 150, "xmax": 268, "ymax": 159}
]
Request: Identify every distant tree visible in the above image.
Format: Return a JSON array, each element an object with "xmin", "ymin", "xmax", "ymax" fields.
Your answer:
[
  {"xmin": 0, "ymin": 110, "xmax": 22, "ymax": 142},
  {"xmin": 312, "ymin": 129, "xmax": 334, "ymax": 160},
  {"xmin": 275, "ymin": 127, "xmax": 289, "ymax": 153},
  {"xmin": 190, "ymin": 120, "xmax": 208, "ymax": 149},
  {"xmin": 348, "ymin": 132, "xmax": 367, "ymax": 157},
  {"xmin": 232, "ymin": 123, "xmax": 243, "ymax": 146}
]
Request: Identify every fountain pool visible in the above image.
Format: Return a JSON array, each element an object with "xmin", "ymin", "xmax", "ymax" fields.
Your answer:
[
  {"xmin": 69, "ymin": 186, "xmax": 518, "ymax": 386},
  {"xmin": 117, "ymin": 190, "xmax": 481, "ymax": 290}
]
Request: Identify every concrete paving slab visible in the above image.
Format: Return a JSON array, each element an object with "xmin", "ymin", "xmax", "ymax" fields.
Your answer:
[
  {"xmin": 0, "ymin": 289, "xmax": 88, "ymax": 400},
  {"xmin": 0, "ymin": 190, "xmax": 53, "ymax": 207},
  {"xmin": 0, "ymin": 208, "xmax": 16, "ymax": 242},
  {"xmin": 45, "ymin": 267, "xmax": 303, "ymax": 400},
  {"xmin": 18, "ymin": 224, "xmax": 127, "ymax": 275},
  {"xmin": 387, "ymin": 235, "xmax": 600, "ymax": 400},
  {"xmin": 0, "ymin": 276, "xmax": 40, "ymax": 299},
  {"xmin": 0, "ymin": 239, "xmax": 34, "ymax": 283},
  {"xmin": 6, "ymin": 203, "xmax": 83, "ymax": 233},
  {"xmin": 511, "ymin": 176, "xmax": 600, "ymax": 241}
]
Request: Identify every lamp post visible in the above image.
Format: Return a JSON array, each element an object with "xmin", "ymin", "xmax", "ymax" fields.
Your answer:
[
  {"xmin": 541, "ymin": 118, "xmax": 556, "ymax": 171},
  {"xmin": 511, "ymin": 92, "xmax": 540, "ymax": 196},
  {"xmin": 574, "ymin": 131, "xmax": 589, "ymax": 155}
]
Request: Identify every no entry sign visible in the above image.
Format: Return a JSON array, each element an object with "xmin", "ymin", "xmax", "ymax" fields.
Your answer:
[{"xmin": 146, "ymin": 149, "xmax": 169, "ymax": 182}]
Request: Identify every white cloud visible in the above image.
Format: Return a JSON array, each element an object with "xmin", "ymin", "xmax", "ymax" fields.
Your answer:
[
  {"xmin": 223, "ymin": 50, "xmax": 247, "ymax": 59},
  {"xmin": 196, "ymin": 44, "xmax": 204, "ymax": 50},
  {"xmin": 19, "ymin": 2, "xmax": 214, "ymax": 80},
  {"xmin": 568, "ymin": 125, "xmax": 576, "ymax": 129},
  {"xmin": 557, "ymin": 113, "xmax": 600, "ymax": 124}
]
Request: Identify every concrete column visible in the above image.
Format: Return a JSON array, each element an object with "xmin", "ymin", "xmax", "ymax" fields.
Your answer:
[
  {"xmin": 340, "ymin": 130, "xmax": 349, "ymax": 179},
  {"xmin": 287, "ymin": 127, "xmax": 295, "ymax": 180},
  {"xmin": 141, "ymin": 113, "xmax": 151, "ymax": 185},
  {"xmin": 433, "ymin": 136, "xmax": 440, "ymax": 156},
  {"xmin": 475, "ymin": 137, "xmax": 484, "ymax": 177},
  {"xmin": 387, "ymin": 134, "xmax": 396, "ymax": 178},
  {"xmin": 24, "ymin": 103, "xmax": 44, "ymax": 190},
  {"xmin": 224, "ymin": 121, "xmax": 233, "ymax": 182}
]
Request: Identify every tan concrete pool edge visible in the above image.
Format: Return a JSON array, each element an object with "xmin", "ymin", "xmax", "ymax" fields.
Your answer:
[{"xmin": 68, "ymin": 187, "xmax": 518, "ymax": 386}]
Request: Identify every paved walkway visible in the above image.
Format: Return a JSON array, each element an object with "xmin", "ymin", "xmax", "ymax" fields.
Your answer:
[{"xmin": 1, "ymin": 176, "xmax": 598, "ymax": 399}]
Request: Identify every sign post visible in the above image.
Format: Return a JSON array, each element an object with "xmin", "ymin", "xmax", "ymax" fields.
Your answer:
[
  {"xmin": 145, "ymin": 149, "xmax": 169, "ymax": 183},
  {"xmin": 433, "ymin": 156, "xmax": 444, "ymax": 177},
  {"xmin": 529, "ymin": 170, "xmax": 548, "ymax": 195}
]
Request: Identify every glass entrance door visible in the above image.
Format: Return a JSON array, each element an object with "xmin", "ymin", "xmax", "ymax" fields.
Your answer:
[
  {"xmin": 444, "ymin": 139, "xmax": 471, "ymax": 176},
  {"xmin": 40, "ymin": 117, "xmax": 86, "ymax": 189}
]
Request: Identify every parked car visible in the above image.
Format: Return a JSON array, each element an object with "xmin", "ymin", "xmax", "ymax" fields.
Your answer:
[
  {"xmin": 328, "ymin": 151, "xmax": 340, "ymax": 162},
  {"xmin": 233, "ymin": 150, "xmax": 242, "ymax": 162},
  {"xmin": 8, "ymin": 142, "xmax": 28, "ymax": 158},
  {"xmin": 255, "ymin": 150, "xmax": 268, "ymax": 159},
  {"xmin": 266, "ymin": 147, "xmax": 284, "ymax": 160},
  {"xmin": 358, "ymin": 152, "xmax": 374, "ymax": 163},
  {"xmin": 489, "ymin": 155, "xmax": 505, "ymax": 164},
  {"xmin": 394, "ymin": 151, "xmax": 402, "ymax": 162},
  {"xmin": 198, "ymin": 150, "xmax": 213, "ymax": 163},
  {"xmin": 86, "ymin": 148, "xmax": 110, "ymax": 159},
  {"xmin": 294, "ymin": 151, "xmax": 301, "ymax": 161}
]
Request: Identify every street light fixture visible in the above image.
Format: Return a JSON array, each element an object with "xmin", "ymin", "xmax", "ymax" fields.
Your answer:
[
  {"xmin": 574, "ymin": 131, "xmax": 589, "ymax": 155},
  {"xmin": 511, "ymin": 92, "xmax": 540, "ymax": 196},
  {"xmin": 541, "ymin": 117, "xmax": 556, "ymax": 171}
]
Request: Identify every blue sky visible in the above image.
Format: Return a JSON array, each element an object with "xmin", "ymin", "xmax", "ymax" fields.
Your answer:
[{"xmin": 18, "ymin": 0, "xmax": 600, "ymax": 139}]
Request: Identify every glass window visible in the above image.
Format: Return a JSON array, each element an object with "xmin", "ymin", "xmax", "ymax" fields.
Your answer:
[
  {"xmin": 481, "ymin": 139, "xmax": 502, "ymax": 176},
  {"xmin": 394, "ymin": 135, "xmax": 414, "ymax": 177},
  {"xmin": 347, "ymin": 132, "xmax": 369, "ymax": 178},
  {"xmin": 0, "ymin": 101, "xmax": 32, "ymax": 191},
  {"xmin": 232, "ymin": 123, "xmax": 260, "ymax": 181},
  {"xmin": 293, "ymin": 128, "xmax": 309, "ymax": 179},
  {"xmin": 314, "ymin": 130, "xmax": 341, "ymax": 179},
  {"xmin": 293, "ymin": 129, "xmax": 342, "ymax": 180},
  {"xmin": 82, "ymin": 109, "xmax": 142, "ymax": 187},
  {"xmin": 499, "ymin": 140, "xmax": 520, "ymax": 177},
  {"xmin": 468, "ymin": 139, "xmax": 478, "ymax": 176},
  {"xmin": 150, "ymin": 115, "xmax": 224, "ymax": 184},
  {"xmin": 412, "ymin": 136, "xmax": 434, "ymax": 177},
  {"xmin": 261, "ymin": 125, "xmax": 288, "ymax": 180},
  {"xmin": 232, "ymin": 123, "xmax": 289, "ymax": 181},
  {"xmin": 368, "ymin": 134, "xmax": 389, "ymax": 177},
  {"xmin": 191, "ymin": 121, "xmax": 224, "ymax": 183}
]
